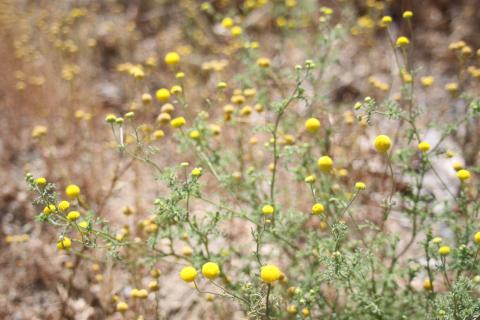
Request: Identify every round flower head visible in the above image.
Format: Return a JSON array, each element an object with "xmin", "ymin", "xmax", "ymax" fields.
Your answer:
[
  {"xmin": 67, "ymin": 211, "xmax": 80, "ymax": 221},
  {"xmin": 418, "ymin": 141, "xmax": 430, "ymax": 152},
  {"xmin": 170, "ymin": 117, "xmax": 186, "ymax": 128},
  {"xmin": 438, "ymin": 245, "xmax": 451, "ymax": 256},
  {"xmin": 305, "ymin": 117, "xmax": 320, "ymax": 133},
  {"xmin": 65, "ymin": 184, "xmax": 80, "ymax": 199},
  {"xmin": 164, "ymin": 51, "xmax": 180, "ymax": 65},
  {"xmin": 402, "ymin": 11, "xmax": 413, "ymax": 19},
  {"xmin": 474, "ymin": 231, "xmax": 480, "ymax": 244},
  {"xmin": 396, "ymin": 36, "xmax": 410, "ymax": 47},
  {"xmin": 260, "ymin": 264, "xmax": 281, "ymax": 283},
  {"xmin": 374, "ymin": 135, "xmax": 392, "ymax": 153},
  {"xmin": 116, "ymin": 301, "xmax": 128, "ymax": 313},
  {"xmin": 156, "ymin": 88, "xmax": 170, "ymax": 102},
  {"xmin": 191, "ymin": 168, "xmax": 202, "ymax": 177},
  {"xmin": 355, "ymin": 182, "xmax": 366, "ymax": 190},
  {"xmin": 43, "ymin": 204, "xmax": 56, "ymax": 215},
  {"xmin": 256, "ymin": 57, "xmax": 270, "ymax": 68},
  {"xmin": 222, "ymin": 17, "xmax": 234, "ymax": 29},
  {"xmin": 317, "ymin": 156, "xmax": 333, "ymax": 172},
  {"xmin": 304, "ymin": 175, "xmax": 316, "ymax": 184},
  {"xmin": 180, "ymin": 266, "xmax": 197, "ymax": 282},
  {"xmin": 36, "ymin": 177, "xmax": 47, "ymax": 186},
  {"xmin": 262, "ymin": 205, "xmax": 274, "ymax": 215},
  {"xmin": 57, "ymin": 237, "xmax": 72, "ymax": 250},
  {"xmin": 58, "ymin": 200, "xmax": 70, "ymax": 212},
  {"xmin": 190, "ymin": 130, "xmax": 200, "ymax": 140},
  {"xmin": 456, "ymin": 169, "xmax": 471, "ymax": 181},
  {"xmin": 311, "ymin": 203, "xmax": 324, "ymax": 215},
  {"xmin": 202, "ymin": 262, "xmax": 220, "ymax": 279},
  {"xmin": 423, "ymin": 278, "xmax": 432, "ymax": 290}
]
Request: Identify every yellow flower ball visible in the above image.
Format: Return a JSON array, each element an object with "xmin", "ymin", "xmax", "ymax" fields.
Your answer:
[
  {"xmin": 142, "ymin": 93, "xmax": 152, "ymax": 104},
  {"xmin": 432, "ymin": 237, "xmax": 443, "ymax": 244},
  {"xmin": 317, "ymin": 156, "xmax": 333, "ymax": 172},
  {"xmin": 116, "ymin": 301, "xmax": 128, "ymax": 313},
  {"xmin": 305, "ymin": 117, "xmax": 320, "ymax": 133},
  {"xmin": 260, "ymin": 264, "xmax": 281, "ymax": 283},
  {"xmin": 396, "ymin": 36, "xmax": 410, "ymax": 47},
  {"xmin": 180, "ymin": 266, "xmax": 197, "ymax": 282},
  {"xmin": 190, "ymin": 130, "xmax": 200, "ymax": 140},
  {"xmin": 418, "ymin": 141, "xmax": 430, "ymax": 153},
  {"xmin": 164, "ymin": 51, "xmax": 180, "ymax": 65},
  {"xmin": 58, "ymin": 200, "xmax": 70, "ymax": 212},
  {"xmin": 231, "ymin": 26, "xmax": 242, "ymax": 36},
  {"xmin": 156, "ymin": 88, "xmax": 171, "ymax": 102},
  {"xmin": 457, "ymin": 169, "xmax": 471, "ymax": 181},
  {"xmin": 201, "ymin": 262, "xmax": 220, "ymax": 279},
  {"xmin": 355, "ymin": 182, "xmax": 366, "ymax": 190},
  {"xmin": 423, "ymin": 278, "xmax": 432, "ymax": 290},
  {"xmin": 305, "ymin": 175, "xmax": 316, "ymax": 184},
  {"xmin": 222, "ymin": 17, "xmax": 234, "ymax": 29},
  {"xmin": 402, "ymin": 11, "xmax": 413, "ymax": 19},
  {"xmin": 256, "ymin": 57, "xmax": 271, "ymax": 68},
  {"xmin": 148, "ymin": 280, "xmax": 160, "ymax": 291},
  {"xmin": 170, "ymin": 116, "xmax": 186, "ymax": 128},
  {"xmin": 374, "ymin": 135, "xmax": 392, "ymax": 153},
  {"xmin": 191, "ymin": 168, "xmax": 202, "ymax": 177},
  {"xmin": 287, "ymin": 304, "xmax": 298, "ymax": 315},
  {"xmin": 473, "ymin": 231, "xmax": 480, "ymax": 244},
  {"xmin": 311, "ymin": 203, "xmax": 324, "ymax": 215},
  {"xmin": 262, "ymin": 205, "xmax": 275, "ymax": 215},
  {"xmin": 36, "ymin": 177, "xmax": 47, "ymax": 186},
  {"xmin": 171, "ymin": 85, "xmax": 182, "ymax": 94},
  {"xmin": 57, "ymin": 237, "xmax": 72, "ymax": 250},
  {"xmin": 67, "ymin": 211, "xmax": 80, "ymax": 221},
  {"xmin": 43, "ymin": 204, "xmax": 56, "ymax": 215},
  {"xmin": 438, "ymin": 246, "xmax": 451, "ymax": 256},
  {"xmin": 65, "ymin": 184, "xmax": 80, "ymax": 199}
]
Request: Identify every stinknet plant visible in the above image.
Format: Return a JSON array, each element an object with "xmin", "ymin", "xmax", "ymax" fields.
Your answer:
[{"xmin": 22, "ymin": 3, "xmax": 480, "ymax": 320}]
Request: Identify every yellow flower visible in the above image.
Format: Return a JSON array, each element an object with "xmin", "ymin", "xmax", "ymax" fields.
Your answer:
[
  {"xmin": 164, "ymin": 51, "xmax": 180, "ymax": 65},
  {"xmin": 438, "ymin": 246, "xmax": 451, "ymax": 256},
  {"xmin": 142, "ymin": 93, "xmax": 152, "ymax": 105},
  {"xmin": 432, "ymin": 237, "xmax": 443, "ymax": 244},
  {"xmin": 256, "ymin": 57, "xmax": 271, "ymax": 68},
  {"xmin": 456, "ymin": 169, "xmax": 471, "ymax": 181},
  {"xmin": 418, "ymin": 141, "xmax": 430, "ymax": 152},
  {"xmin": 355, "ymin": 182, "xmax": 366, "ymax": 190},
  {"xmin": 171, "ymin": 85, "xmax": 182, "ymax": 94},
  {"xmin": 423, "ymin": 278, "xmax": 432, "ymax": 290},
  {"xmin": 36, "ymin": 177, "xmax": 47, "ymax": 186},
  {"xmin": 305, "ymin": 175, "xmax": 316, "ymax": 184},
  {"xmin": 78, "ymin": 220, "xmax": 89, "ymax": 232},
  {"xmin": 156, "ymin": 88, "xmax": 170, "ymax": 102},
  {"xmin": 65, "ymin": 184, "xmax": 80, "ymax": 199},
  {"xmin": 305, "ymin": 117, "xmax": 320, "ymax": 133},
  {"xmin": 116, "ymin": 301, "xmax": 128, "ymax": 313},
  {"xmin": 287, "ymin": 304, "xmax": 298, "ymax": 315},
  {"xmin": 396, "ymin": 36, "xmax": 410, "ymax": 47},
  {"xmin": 57, "ymin": 237, "xmax": 72, "ymax": 250},
  {"xmin": 148, "ymin": 280, "xmax": 160, "ymax": 291},
  {"xmin": 58, "ymin": 200, "xmax": 70, "ymax": 212},
  {"xmin": 302, "ymin": 308, "xmax": 310, "ymax": 317},
  {"xmin": 381, "ymin": 16, "xmax": 392, "ymax": 25},
  {"xmin": 262, "ymin": 205, "xmax": 274, "ymax": 215},
  {"xmin": 67, "ymin": 211, "xmax": 80, "ymax": 221},
  {"xmin": 170, "ymin": 117, "xmax": 186, "ymax": 128},
  {"xmin": 190, "ymin": 130, "xmax": 200, "ymax": 140},
  {"xmin": 105, "ymin": 114, "xmax": 116, "ymax": 123},
  {"xmin": 420, "ymin": 76, "xmax": 434, "ymax": 87},
  {"xmin": 260, "ymin": 264, "xmax": 281, "ymax": 283},
  {"xmin": 191, "ymin": 168, "xmax": 202, "ymax": 177},
  {"xmin": 317, "ymin": 156, "xmax": 333, "ymax": 172},
  {"xmin": 202, "ymin": 262, "xmax": 220, "ymax": 279},
  {"xmin": 43, "ymin": 204, "xmax": 56, "ymax": 215},
  {"xmin": 311, "ymin": 203, "xmax": 324, "ymax": 215},
  {"xmin": 402, "ymin": 11, "xmax": 413, "ymax": 19},
  {"xmin": 180, "ymin": 266, "xmax": 197, "ymax": 282},
  {"xmin": 474, "ymin": 231, "xmax": 480, "ymax": 244},
  {"xmin": 374, "ymin": 135, "xmax": 392, "ymax": 153},
  {"xmin": 222, "ymin": 17, "xmax": 234, "ymax": 29},
  {"xmin": 231, "ymin": 26, "xmax": 242, "ymax": 36},
  {"xmin": 153, "ymin": 130, "xmax": 165, "ymax": 140}
]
